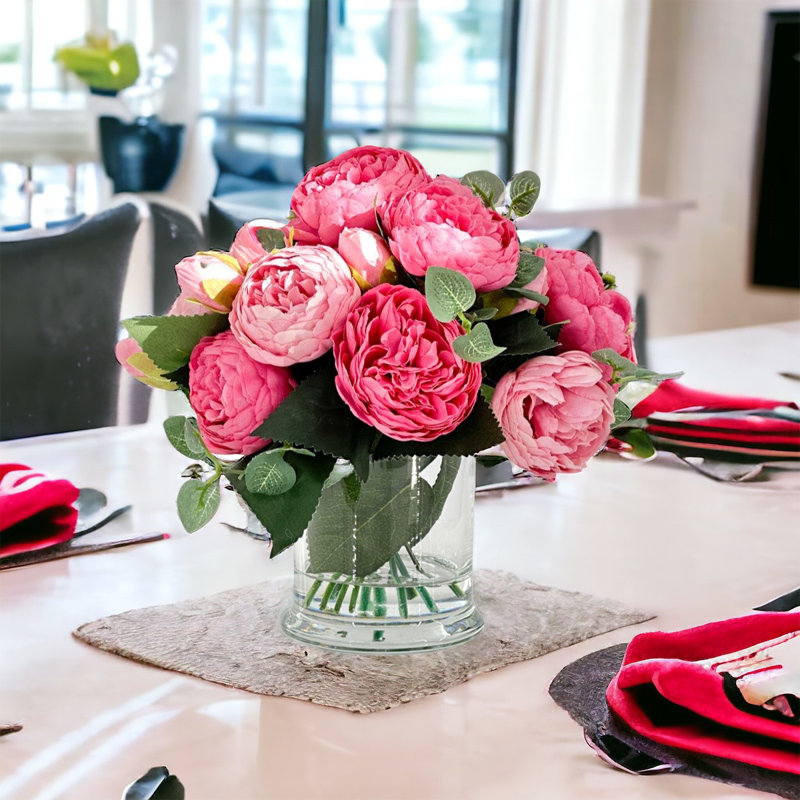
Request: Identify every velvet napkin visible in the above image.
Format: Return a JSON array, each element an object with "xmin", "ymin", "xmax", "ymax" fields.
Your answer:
[
  {"xmin": 0, "ymin": 463, "xmax": 80, "ymax": 557},
  {"xmin": 606, "ymin": 612, "xmax": 800, "ymax": 774},
  {"xmin": 628, "ymin": 380, "xmax": 800, "ymax": 462}
]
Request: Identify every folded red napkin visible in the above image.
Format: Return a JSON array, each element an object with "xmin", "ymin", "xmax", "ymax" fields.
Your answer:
[
  {"xmin": 606, "ymin": 612, "xmax": 800, "ymax": 774},
  {"xmin": 627, "ymin": 380, "xmax": 800, "ymax": 462},
  {"xmin": 0, "ymin": 464, "xmax": 80, "ymax": 557}
]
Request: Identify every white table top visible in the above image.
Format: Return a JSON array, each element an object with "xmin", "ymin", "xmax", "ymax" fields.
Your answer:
[{"xmin": 1, "ymin": 322, "xmax": 798, "ymax": 800}]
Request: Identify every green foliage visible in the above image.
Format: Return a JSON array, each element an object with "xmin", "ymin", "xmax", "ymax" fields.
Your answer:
[
  {"xmin": 245, "ymin": 450, "xmax": 297, "ymax": 495},
  {"xmin": 453, "ymin": 322, "xmax": 506, "ymax": 363},
  {"xmin": 613, "ymin": 428, "xmax": 657, "ymax": 460},
  {"xmin": 510, "ymin": 249, "xmax": 545, "ymax": 289},
  {"xmin": 54, "ymin": 39, "xmax": 140, "ymax": 92},
  {"xmin": 123, "ymin": 313, "xmax": 228, "ymax": 373},
  {"xmin": 592, "ymin": 349, "xmax": 683, "ymax": 387},
  {"xmin": 612, "ymin": 398, "xmax": 633, "ymax": 428},
  {"xmin": 255, "ymin": 228, "xmax": 286, "ymax": 252},
  {"xmin": 177, "ymin": 479, "xmax": 221, "ymax": 533},
  {"xmin": 460, "ymin": 170, "xmax": 505, "ymax": 209},
  {"xmin": 507, "ymin": 171, "xmax": 541, "ymax": 217},
  {"xmin": 425, "ymin": 266, "xmax": 476, "ymax": 323},
  {"xmin": 487, "ymin": 312, "xmax": 558, "ymax": 356}
]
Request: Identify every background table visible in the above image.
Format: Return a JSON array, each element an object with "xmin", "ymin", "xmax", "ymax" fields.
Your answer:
[{"xmin": 1, "ymin": 322, "xmax": 798, "ymax": 800}]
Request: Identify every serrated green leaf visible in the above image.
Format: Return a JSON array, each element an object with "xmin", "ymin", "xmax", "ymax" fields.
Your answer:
[
  {"xmin": 163, "ymin": 416, "xmax": 195, "ymax": 458},
  {"xmin": 183, "ymin": 417, "xmax": 207, "ymax": 458},
  {"xmin": 591, "ymin": 349, "xmax": 683, "ymax": 386},
  {"xmin": 613, "ymin": 398, "xmax": 632, "ymax": 428},
  {"xmin": 177, "ymin": 479, "xmax": 221, "ymax": 533},
  {"xmin": 461, "ymin": 170, "xmax": 506, "ymax": 208},
  {"xmin": 425, "ymin": 266, "xmax": 476, "ymax": 323},
  {"xmin": 468, "ymin": 306, "xmax": 499, "ymax": 322},
  {"xmin": 475, "ymin": 454, "xmax": 507, "ymax": 468},
  {"xmin": 453, "ymin": 323, "xmax": 506, "ymax": 363},
  {"xmin": 510, "ymin": 250, "xmax": 545, "ymax": 288},
  {"xmin": 245, "ymin": 451, "xmax": 297, "ymax": 495},
  {"xmin": 253, "ymin": 357, "xmax": 374, "ymax": 481},
  {"xmin": 226, "ymin": 451, "xmax": 335, "ymax": 557},
  {"xmin": 508, "ymin": 170, "xmax": 541, "ymax": 217},
  {"xmin": 373, "ymin": 395, "xmax": 503, "ymax": 459},
  {"xmin": 255, "ymin": 227, "xmax": 286, "ymax": 252},
  {"xmin": 479, "ymin": 383, "xmax": 495, "ymax": 406},
  {"xmin": 487, "ymin": 312, "xmax": 558, "ymax": 356},
  {"xmin": 122, "ymin": 313, "xmax": 228, "ymax": 373}
]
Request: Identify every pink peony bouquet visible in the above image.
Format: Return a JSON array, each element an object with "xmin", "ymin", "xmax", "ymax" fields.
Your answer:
[{"xmin": 117, "ymin": 145, "xmax": 672, "ymax": 550}]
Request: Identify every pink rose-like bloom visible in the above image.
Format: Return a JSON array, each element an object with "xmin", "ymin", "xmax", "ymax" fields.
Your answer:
[
  {"xmin": 512, "ymin": 260, "xmax": 549, "ymax": 314},
  {"xmin": 229, "ymin": 244, "xmax": 360, "ymax": 367},
  {"xmin": 491, "ymin": 350, "xmax": 616, "ymax": 481},
  {"xmin": 333, "ymin": 284, "xmax": 482, "ymax": 441},
  {"xmin": 337, "ymin": 227, "xmax": 397, "ymax": 289},
  {"xmin": 174, "ymin": 251, "xmax": 245, "ymax": 313},
  {"xmin": 539, "ymin": 247, "xmax": 635, "ymax": 371},
  {"xmin": 287, "ymin": 145, "xmax": 430, "ymax": 246},
  {"xmin": 230, "ymin": 219, "xmax": 287, "ymax": 271},
  {"xmin": 189, "ymin": 330, "xmax": 295, "ymax": 456},
  {"xmin": 382, "ymin": 175, "xmax": 519, "ymax": 292}
]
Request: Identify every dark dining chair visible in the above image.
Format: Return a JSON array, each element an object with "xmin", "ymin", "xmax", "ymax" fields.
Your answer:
[{"xmin": 0, "ymin": 203, "xmax": 141, "ymax": 440}]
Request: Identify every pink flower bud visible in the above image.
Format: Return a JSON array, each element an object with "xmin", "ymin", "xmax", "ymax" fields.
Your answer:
[
  {"xmin": 174, "ymin": 251, "xmax": 245, "ymax": 313},
  {"xmin": 337, "ymin": 227, "xmax": 397, "ymax": 289}
]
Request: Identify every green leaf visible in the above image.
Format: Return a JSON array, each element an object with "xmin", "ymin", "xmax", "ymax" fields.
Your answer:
[
  {"xmin": 252, "ymin": 358, "xmax": 375, "ymax": 482},
  {"xmin": 123, "ymin": 313, "xmax": 228, "ymax": 373},
  {"xmin": 480, "ymin": 383, "xmax": 495, "ymax": 406},
  {"xmin": 521, "ymin": 239, "xmax": 547, "ymax": 251},
  {"xmin": 503, "ymin": 286, "xmax": 549, "ymax": 305},
  {"xmin": 461, "ymin": 170, "xmax": 506, "ymax": 208},
  {"xmin": 507, "ymin": 170, "xmax": 541, "ymax": 217},
  {"xmin": 306, "ymin": 456, "xmax": 462, "ymax": 577},
  {"xmin": 475, "ymin": 454, "xmax": 507, "ymax": 468},
  {"xmin": 510, "ymin": 250, "xmax": 545, "ymax": 288},
  {"xmin": 452, "ymin": 322, "xmax": 506, "ymax": 363},
  {"xmin": 425, "ymin": 266, "xmax": 476, "ymax": 323},
  {"xmin": 613, "ymin": 398, "xmax": 632, "ymax": 428},
  {"xmin": 487, "ymin": 312, "xmax": 558, "ymax": 356},
  {"xmin": 374, "ymin": 395, "xmax": 503, "ymax": 459},
  {"xmin": 468, "ymin": 306, "xmax": 499, "ymax": 322},
  {"xmin": 177, "ymin": 479, "xmax": 221, "ymax": 533},
  {"xmin": 183, "ymin": 417, "xmax": 207, "ymax": 458},
  {"xmin": 225, "ymin": 451, "xmax": 335, "ymax": 557},
  {"xmin": 163, "ymin": 416, "xmax": 195, "ymax": 459},
  {"xmin": 613, "ymin": 428, "xmax": 657, "ymax": 460},
  {"xmin": 255, "ymin": 227, "xmax": 286, "ymax": 252},
  {"xmin": 245, "ymin": 450, "xmax": 297, "ymax": 495},
  {"xmin": 591, "ymin": 349, "xmax": 683, "ymax": 386}
]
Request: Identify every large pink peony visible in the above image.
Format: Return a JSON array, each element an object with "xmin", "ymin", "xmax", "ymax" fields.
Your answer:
[
  {"xmin": 382, "ymin": 175, "xmax": 519, "ymax": 291},
  {"xmin": 229, "ymin": 245, "xmax": 360, "ymax": 367},
  {"xmin": 287, "ymin": 145, "xmax": 430, "ymax": 246},
  {"xmin": 174, "ymin": 251, "xmax": 245, "ymax": 313},
  {"xmin": 491, "ymin": 350, "xmax": 615, "ymax": 480},
  {"xmin": 539, "ymin": 247, "xmax": 635, "ymax": 369},
  {"xmin": 333, "ymin": 284, "xmax": 482, "ymax": 441},
  {"xmin": 189, "ymin": 330, "xmax": 295, "ymax": 456},
  {"xmin": 230, "ymin": 219, "xmax": 287, "ymax": 271}
]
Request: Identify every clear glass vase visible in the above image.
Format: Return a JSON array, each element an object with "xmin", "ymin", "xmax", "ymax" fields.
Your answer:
[{"xmin": 280, "ymin": 455, "xmax": 483, "ymax": 653}]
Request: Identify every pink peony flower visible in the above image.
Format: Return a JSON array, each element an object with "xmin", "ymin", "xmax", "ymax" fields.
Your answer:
[
  {"xmin": 287, "ymin": 145, "xmax": 430, "ymax": 246},
  {"xmin": 189, "ymin": 330, "xmax": 295, "ymax": 456},
  {"xmin": 491, "ymin": 350, "xmax": 616, "ymax": 480},
  {"xmin": 174, "ymin": 251, "xmax": 245, "ymax": 313},
  {"xmin": 337, "ymin": 227, "xmax": 397, "ymax": 289},
  {"xmin": 538, "ymin": 247, "xmax": 635, "ymax": 373},
  {"xmin": 229, "ymin": 244, "xmax": 361, "ymax": 367},
  {"xmin": 382, "ymin": 175, "xmax": 519, "ymax": 292},
  {"xmin": 333, "ymin": 284, "xmax": 482, "ymax": 441},
  {"xmin": 230, "ymin": 219, "xmax": 287, "ymax": 271}
]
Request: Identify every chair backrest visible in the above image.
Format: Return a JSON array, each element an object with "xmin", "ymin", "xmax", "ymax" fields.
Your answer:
[{"xmin": 0, "ymin": 203, "xmax": 141, "ymax": 440}]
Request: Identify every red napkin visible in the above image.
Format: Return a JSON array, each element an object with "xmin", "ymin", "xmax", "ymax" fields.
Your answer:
[
  {"xmin": 0, "ymin": 464, "xmax": 80, "ymax": 557},
  {"xmin": 606, "ymin": 613, "xmax": 800, "ymax": 774},
  {"xmin": 628, "ymin": 380, "xmax": 800, "ymax": 462}
]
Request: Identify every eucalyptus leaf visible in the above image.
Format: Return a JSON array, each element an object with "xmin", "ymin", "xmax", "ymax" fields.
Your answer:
[
  {"xmin": 504, "ymin": 286, "xmax": 549, "ymax": 305},
  {"xmin": 453, "ymin": 323, "xmax": 506, "ymax": 363},
  {"xmin": 425, "ymin": 266, "xmax": 476, "ymax": 323},
  {"xmin": 183, "ymin": 417, "xmax": 207, "ymax": 458},
  {"xmin": 461, "ymin": 170, "xmax": 506, "ymax": 208},
  {"xmin": 612, "ymin": 398, "xmax": 633, "ymax": 428},
  {"xmin": 508, "ymin": 170, "xmax": 541, "ymax": 217},
  {"xmin": 177, "ymin": 479, "xmax": 221, "ymax": 533},
  {"xmin": 123, "ymin": 313, "xmax": 228, "ymax": 373},
  {"xmin": 255, "ymin": 227, "xmax": 286, "ymax": 252},
  {"xmin": 468, "ymin": 307, "xmax": 499, "ymax": 322},
  {"xmin": 591, "ymin": 349, "xmax": 683, "ymax": 386},
  {"xmin": 245, "ymin": 451, "xmax": 297, "ymax": 495},
  {"xmin": 163, "ymin": 416, "xmax": 195, "ymax": 459},
  {"xmin": 510, "ymin": 250, "xmax": 545, "ymax": 288}
]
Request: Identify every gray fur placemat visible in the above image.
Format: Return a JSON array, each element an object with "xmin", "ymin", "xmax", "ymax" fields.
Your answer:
[{"xmin": 73, "ymin": 570, "xmax": 651, "ymax": 713}]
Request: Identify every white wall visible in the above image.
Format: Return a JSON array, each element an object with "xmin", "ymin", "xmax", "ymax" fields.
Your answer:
[{"xmin": 640, "ymin": 0, "xmax": 800, "ymax": 337}]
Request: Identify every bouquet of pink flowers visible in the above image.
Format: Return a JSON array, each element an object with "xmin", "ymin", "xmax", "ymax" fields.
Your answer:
[{"xmin": 117, "ymin": 146, "xmax": 671, "ymax": 556}]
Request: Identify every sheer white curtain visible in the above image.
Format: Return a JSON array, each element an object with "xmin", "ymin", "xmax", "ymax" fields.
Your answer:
[{"xmin": 514, "ymin": 0, "xmax": 651, "ymax": 206}]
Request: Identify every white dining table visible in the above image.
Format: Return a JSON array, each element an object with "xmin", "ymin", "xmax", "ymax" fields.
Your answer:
[{"xmin": 1, "ymin": 321, "xmax": 798, "ymax": 800}]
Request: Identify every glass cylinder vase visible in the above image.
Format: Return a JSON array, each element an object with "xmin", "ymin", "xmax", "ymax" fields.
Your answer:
[{"xmin": 280, "ymin": 455, "xmax": 483, "ymax": 653}]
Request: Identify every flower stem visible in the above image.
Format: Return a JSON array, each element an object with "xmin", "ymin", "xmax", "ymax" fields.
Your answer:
[
  {"xmin": 395, "ymin": 552, "xmax": 438, "ymax": 612},
  {"xmin": 319, "ymin": 574, "xmax": 341, "ymax": 610},
  {"xmin": 347, "ymin": 584, "xmax": 360, "ymax": 613},
  {"xmin": 389, "ymin": 556, "xmax": 409, "ymax": 618},
  {"xmin": 303, "ymin": 579, "xmax": 322, "ymax": 607},
  {"xmin": 332, "ymin": 582, "xmax": 347, "ymax": 613},
  {"xmin": 449, "ymin": 582, "xmax": 465, "ymax": 598}
]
